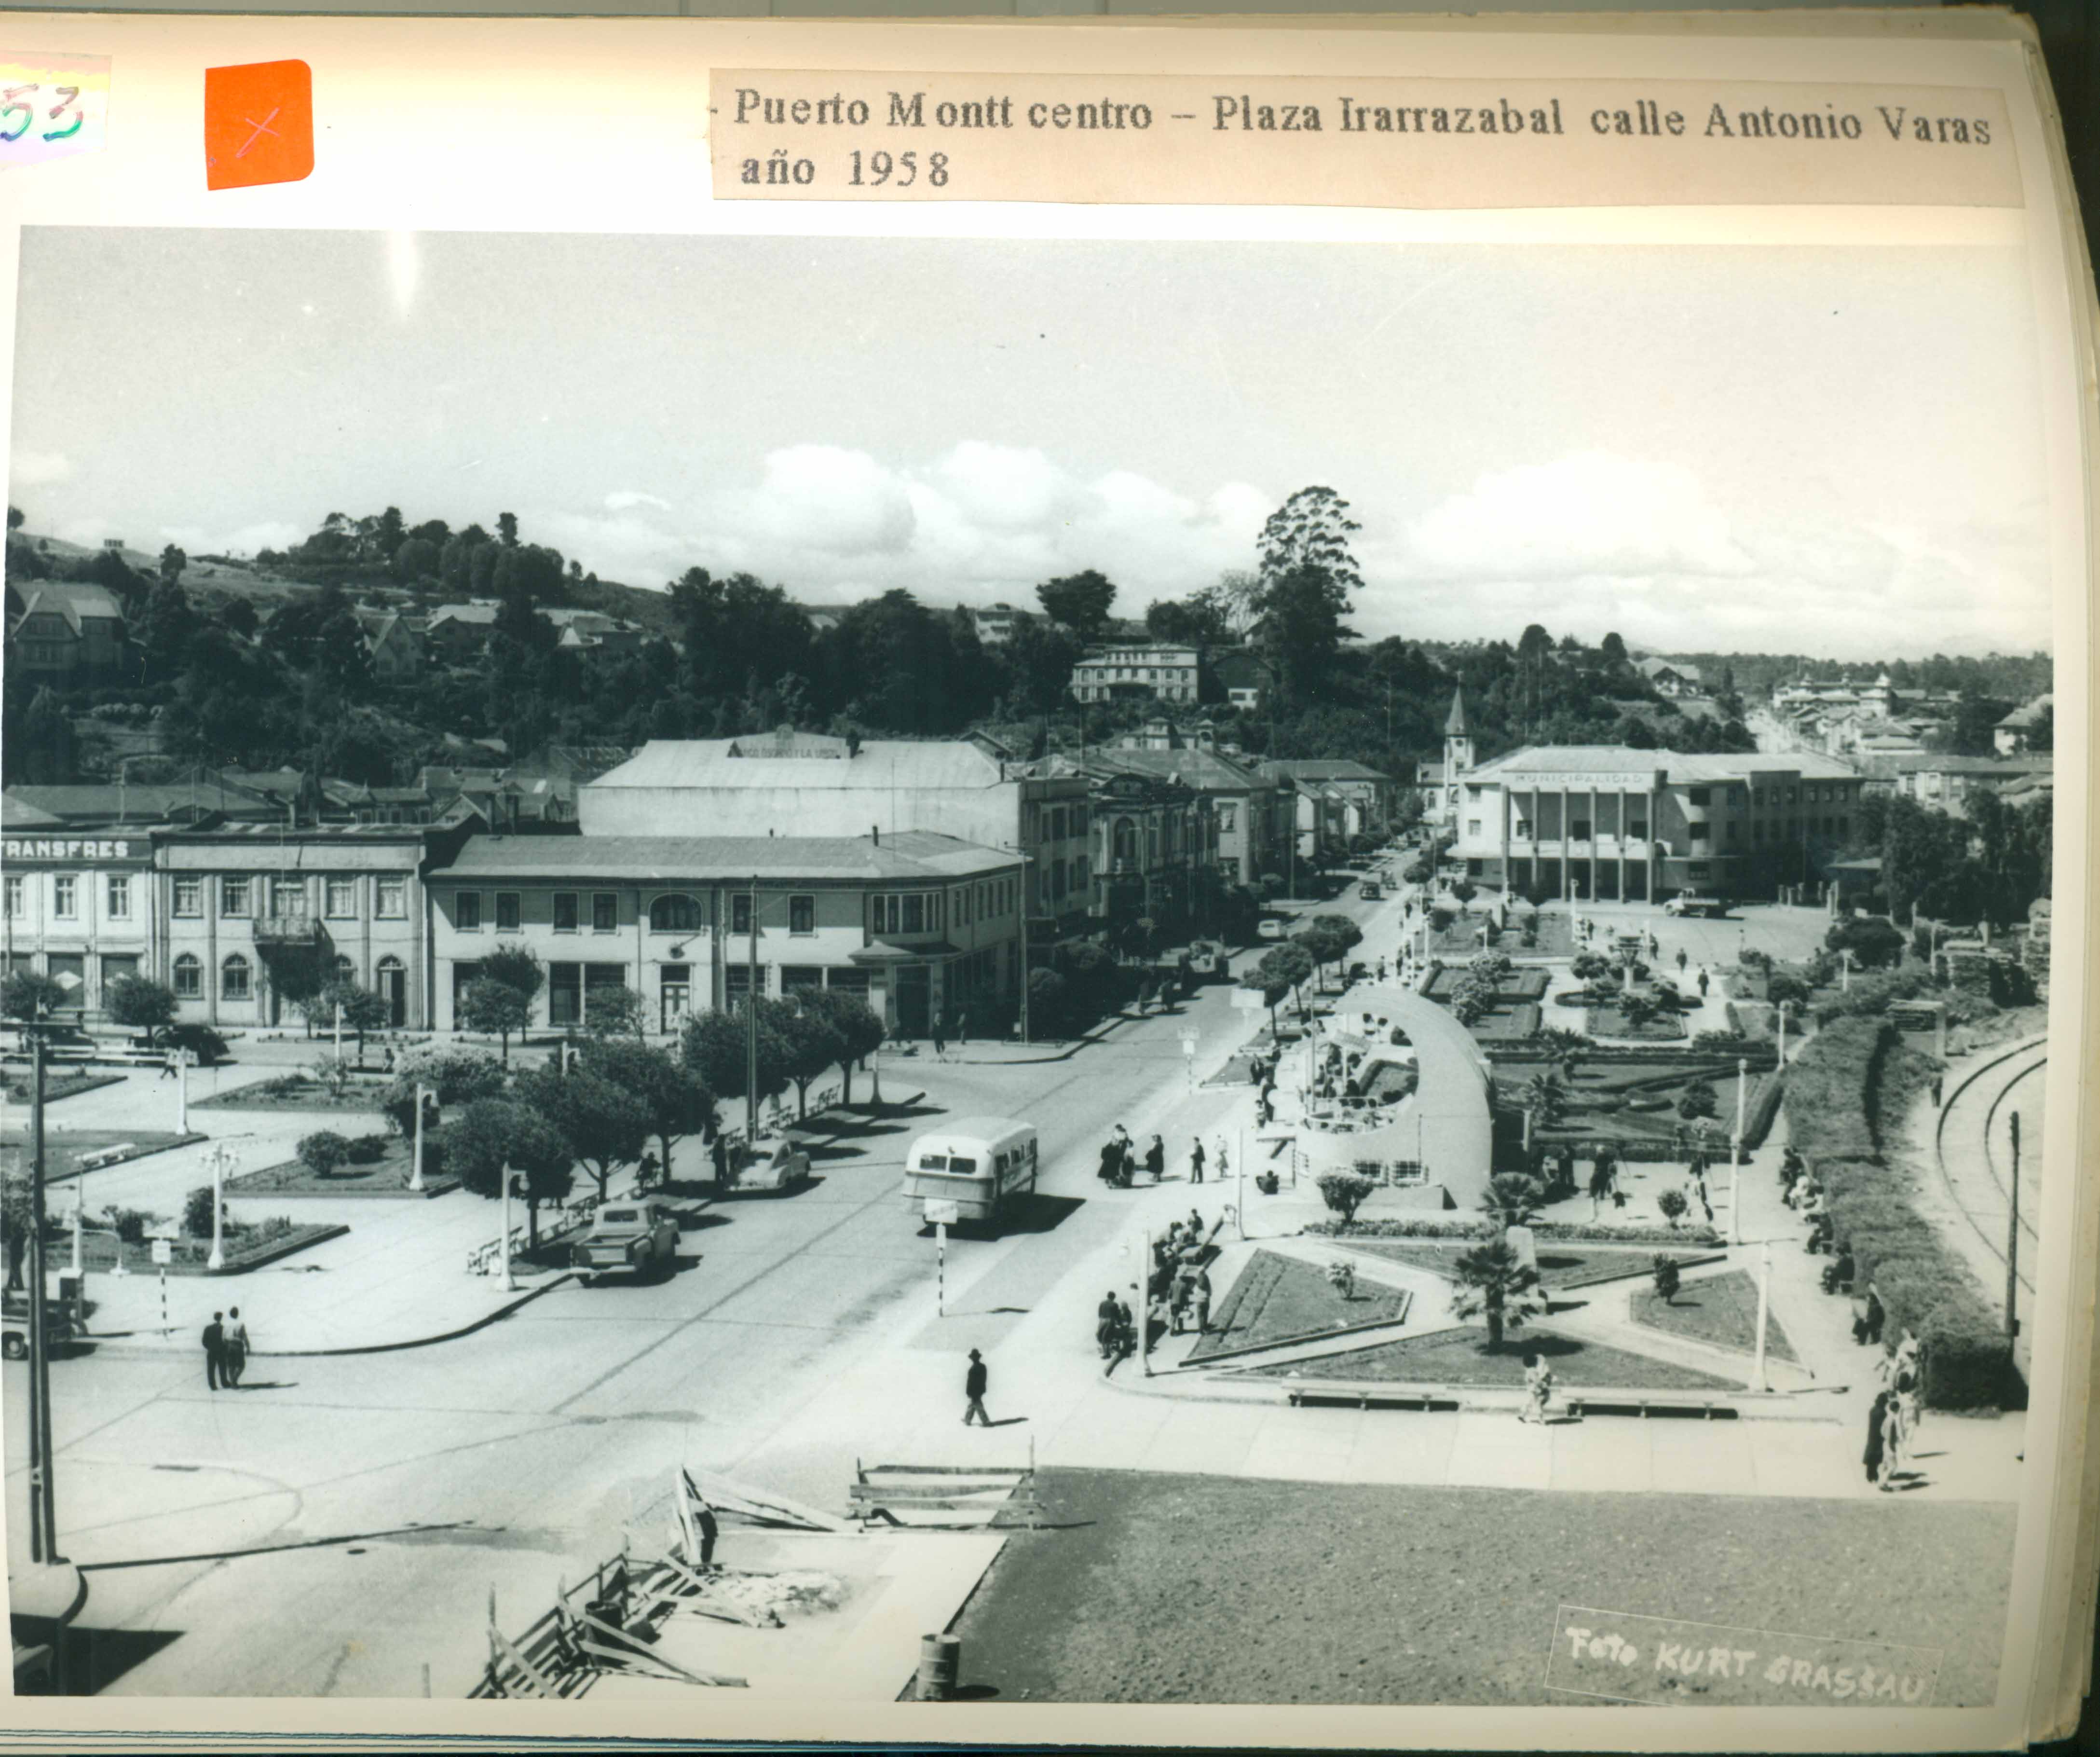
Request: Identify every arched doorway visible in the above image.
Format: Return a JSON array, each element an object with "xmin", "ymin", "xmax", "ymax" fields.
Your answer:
[{"xmin": 377, "ymin": 955, "xmax": 407, "ymax": 1027}]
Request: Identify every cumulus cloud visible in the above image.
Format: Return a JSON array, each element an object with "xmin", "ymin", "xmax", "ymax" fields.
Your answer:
[
  {"xmin": 1404, "ymin": 453, "xmax": 1756, "ymax": 583},
  {"xmin": 549, "ymin": 444, "xmax": 1273, "ymax": 608},
  {"xmin": 12, "ymin": 451, "xmax": 72, "ymax": 489}
]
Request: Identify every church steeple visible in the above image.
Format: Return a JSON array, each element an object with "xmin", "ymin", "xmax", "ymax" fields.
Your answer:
[{"xmin": 1443, "ymin": 686, "xmax": 1475, "ymax": 789}]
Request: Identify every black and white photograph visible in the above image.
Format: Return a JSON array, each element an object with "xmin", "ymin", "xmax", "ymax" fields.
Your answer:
[{"xmin": 0, "ymin": 206, "xmax": 2075, "ymax": 1722}]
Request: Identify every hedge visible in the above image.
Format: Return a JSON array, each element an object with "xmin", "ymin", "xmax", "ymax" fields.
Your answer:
[
  {"xmin": 1304, "ymin": 1217, "xmax": 1724, "ymax": 1248},
  {"xmin": 1786, "ymin": 1017, "xmax": 2021, "ymax": 1410}
]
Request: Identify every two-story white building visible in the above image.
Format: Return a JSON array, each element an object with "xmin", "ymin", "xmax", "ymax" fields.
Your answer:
[
  {"xmin": 425, "ymin": 830, "xmax": 1024, "ymax": 1041},
  {"xmin": 1452, "ymin": 745, "xmax": 1867, "ymax": 903},
  {"xmin": 1069, "ymin": 642, "xmax": 1203, "ymax": 706},
  {"xmin": 1, "ymin": 805, "xmax": 160, "ymax": 1018}
]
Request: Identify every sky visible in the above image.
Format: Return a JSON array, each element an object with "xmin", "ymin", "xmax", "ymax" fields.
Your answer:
[{"xmin": 9, "ymin": 227, "xmax": 2055, "ymax": 659}]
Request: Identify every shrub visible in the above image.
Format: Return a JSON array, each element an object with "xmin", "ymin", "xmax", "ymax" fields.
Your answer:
[
  {"xmin": 1651, "ymin": 1255, "xmax": 1681, "ymax": 1304},
  {"xmin": 296, "ymin": 1130, "xmax": 353, "ymax": 1177},
  {"xmin": 1316, "ymin": 1172, "xmax": 1377, "ymax": 1230},
  {"xmin": 183, "ymin": 1184, "xmax": 218, "ymax": 1239},
  {"xmin": 343, "ymin": 1132, "xmax": 390, "ymax": 1165},
  {"xmin": 100, "ymin": 1206, "xmax": 153, "ymax": 1245},
  {"xmin": 1676, "ymin": 1080, "xmax": 1719, "ymax": 1121},
  {"xmin": 1657, "ymin": 1187, "xmax": 1689, "ymax": 1229},
  {"xmin": 1430, "ymin": 906, "xmax": 1455, "ymax": 933}
]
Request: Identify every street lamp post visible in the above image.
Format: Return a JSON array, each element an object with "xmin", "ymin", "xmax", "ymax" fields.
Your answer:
[
  {"xmin": 1735, "ymin": 1057, "xmax": 1748, "ymax": 1140},
  {"xmin": 176, "ymin": 1047, "xmax": 190, "ymax": 1134},
  {"xmin": 205, "ymin": 1143, "xmax": 231, "ymax": 1271},
  {"xmin": 1752, "ymin": 1241, "xmax": 1773, "ymax": 1390},
  {"xmin": 1729, "ymin": 1139, "xmax": 1743, "ymax": 1247},
  {"xmin": 410, "ymin": 1082, "xmax": 431, "ymax": 1194},
  {"xmin": 1776, "ymin": 1000, "xmax": 1790, "ymax": 1067},
  {"xmin": 500, "ymin": 1166, "xmax": 519, "ymax": 1292},
  {"xmin": 25, "ymin": 1032, "xmax": 59, "ymax": 1563}
]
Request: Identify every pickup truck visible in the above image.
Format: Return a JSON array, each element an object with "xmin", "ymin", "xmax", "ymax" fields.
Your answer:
[{"xmin": 571, "ymin": 1198, "xmax": 680, "ymax": 1282}]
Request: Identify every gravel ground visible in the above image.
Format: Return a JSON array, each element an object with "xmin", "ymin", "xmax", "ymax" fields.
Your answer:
[
  {"xmin": 1241, "ymin": 1325, "xmax": 1738, "ymax": 1390},
  {"xmin": 951, "ymin": 1470, "xmax": 2013, "ymax": 1705},
  {"xmin": 1632, "ymin": 1268, "xmax": 1800, "ymax": 1364}
]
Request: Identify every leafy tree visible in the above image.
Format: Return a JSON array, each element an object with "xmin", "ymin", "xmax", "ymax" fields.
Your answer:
[
  {"xmin": 1144, "ymin": 589, "xmax": 1232, "ymax": 646},
  {"xmin": 584, "ymin": 983, "xmax": 648, "ymax": 1042},
  {"xmin": 497, "ymin": 511, "xmax": 520, "ymax": 549},
  {"xmin": 0, "ymin": 971, "xmax": 69, "ymax": 1021},
  {"xmin": 1570, "ymin": 951, "xmax": 1613, "ymax": 988},
  {"xmin": 1677, "ymin": 1080, "xmax": 1719, "ymax": 1122},
  {"xmin": 479, "ymin": 943, "xmax": 546, "ymax": 1007},
  {"xmin": 460, "ymin": 977, "xmax": 532, "ymax": 1063},
  {"xmin": 393, "ymin": 535, "xmax": 442, "ymax": 583},
  {"xmin": 1034, "ymin": 569, "xmax": 1118, "ymax": 639},
  {"xmin": 1657, "ymin": 1187, "xmax": 1690, "ymax": 1230},
  {"xmin": 1826, "ymin": 915, "xmax": 1905, "ymax": 970},
  {"xmin": 1450, "ymin": 1239, "xmax": 1547, "ymax": 1350},
  {"xmin": 380, "ymin": 1045, "xmax": 505, "ymax": 1138},
  {"xmin": 682, "ymin": 1002, "xmax": 791, "ymax": 1109},
  {"xmin": 516, "ymin": 1062, "xmax": 648, "ymax": 1202},
  {"xmin": 136, "ymin": 575, "xmax": 200, "ymax": 683},
  {"xmin": 774, "ymin": 999, "xmax": 847, "ymax": 1120},
  {"xmin": 1315, "ymin": 1171, "xmax": 1376, "ymax": 1231},
  {"xmin": 439, "ymin": 1096, "xmax": 574, "ymax": 1244},
  {"xmin": 1026, "ymin": 967, "xmax": 1068, "ymax": 1040},
  {"xmin": 6, "ymin": 506, "xmax": 20, "ymax": 530},
  {"xmin": 1600, "ymin": 632, "xmax": 1629, "ymax": 667},
  {"xmin": 1520, "ymin": 1070, "xmax": 1566, "ymax": 1146},
  {"xmin": 578, "ymin": 1036, "xmax": 715, "ymax": 1186},
  {"xmin": 104, "ymin": 975, "xmax": 178, "ymax": 1040},
  {"xmin": 1253, "ymin": 942, "xmax": 1315, "ymax": 1022},
  {"xmin": 19, "ymin": 689, "xmax": 76, "ymax": 784},
  {"xmin": 1765, "ymin": 970, "xmax": 1813, "ymax": 1009},
  {"xmin": 184, "ymin": 1184, "xmax": 221, "ymax": 1239},
  {"xmin": 1254, "ymin": 487, "xmax": 1362, "ymax": 703},
  {"xmin": 1618, "ymin": 988, "xmax": 1663, "ymax": 1032},
  {"xmin": 806, "ymin": 990, "xmax": 886, "ymax": 1105},
  {"xmin": 1651, "ymin": 1254, "xmax": 1681, "ymax": 1304}
]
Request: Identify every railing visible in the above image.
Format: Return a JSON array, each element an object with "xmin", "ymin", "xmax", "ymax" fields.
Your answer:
[{"xmin": 253, "ymin": 911, "xmax": 326, "ymax": 945}]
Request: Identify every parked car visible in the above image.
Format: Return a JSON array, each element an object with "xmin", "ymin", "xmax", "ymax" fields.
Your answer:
[
  {"xmin": 129, "ymin": 1024, "xmax": 231, "ymax": 1067},
  {"xmin": 1358, "ymin": 880, "xmax": 1383, "ymax": 900},
  {"xmin": 1664, "ymin": 892, "xmax": 1732, "ymax": 919},
  {"xmin": 0, "ymin": 1023, "xmax": 94, "ymax": 1064},
  {"xmin": 1257, "ymin": 919, "xmax": 1289, "ymax": 940},
  {"xmin": 571, "ymin": 1198, "xmax": 680, "ymax": 1282},
  {"xmin": 734, "ymin": 1135, "xmax": 812, "ymax": 1194}
]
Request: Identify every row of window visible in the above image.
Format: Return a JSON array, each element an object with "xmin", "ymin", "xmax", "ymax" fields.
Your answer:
[
  {"xmin": 169, "ymin": 949, "xmax": 409, "ymax": 1001},
  {"xmin": 3, "ymin": 873, "xmax": 136, "ymax": 920},
  {"xmin": 167, "ymin": 875, "xmax": 410, "ymax": 920}
]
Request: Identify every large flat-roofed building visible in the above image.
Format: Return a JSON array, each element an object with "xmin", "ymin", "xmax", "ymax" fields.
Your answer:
[
  {"xmin": 579, "ymin": 732, "xmax": 1092, "ymax": 936},
  {"xmin": 1451, "ymin": 745, "xmax": 1867, "ymax": 903},
  {"xmin": 426, "ymin": 831, "xmax": 1023, "ymax": 1040},
  {"xmin": 1, "ymin": 800, "xmax": 161, "ymax": 1018}
]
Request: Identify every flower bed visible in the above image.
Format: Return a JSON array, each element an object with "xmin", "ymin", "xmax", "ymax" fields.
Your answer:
[
  {"xmin": 1241, "ymin": 1324, "xmax": 1738, "ymax": 1390},
  {"xmin": 1631, "ymin": 1268, "xmax": 1799, "ymax": 1363},
  {"xmin": 1587, "ymin": 1003, "xmax": 1688, "ymax": 1041},
  {"xmin": 230, "ymin": 1138, "xmax": 458, "ymax": 1200},
  {"xmin": 1425, "ymin": 967, "xmax": 1549, "ymax": 1003},
  {"xmin": 73, "ymin": 1220, "xmax": 347, "ymax": 1277},
  {"xmin": 1337, "ymin": 1239, "xmax": 1722, "ymax": 1290},
  {"xmin": 194, "ymin": 1073, "xmax": 393, "ymax": 1113},
  {"xmin": 1306, "ymin": 1217, "xmax": 1723, "ymax": 1248},
  {"xmin": 1, "ymin": 1071, "xmax": 124, "ymax": 1105},
  {"xmin": 1186, "ymin": 1249, "xmax": 1407, "ymax": 1361}
]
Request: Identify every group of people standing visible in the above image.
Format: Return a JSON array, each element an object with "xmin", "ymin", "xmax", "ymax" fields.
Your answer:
[{"xmin": 1096, "ymin": 1126, "xmax": 1229, "ymax": 1189}]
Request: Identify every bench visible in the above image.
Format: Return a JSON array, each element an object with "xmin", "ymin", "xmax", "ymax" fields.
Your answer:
[
  {"xmin": 1286, "ymin": 1386, "xmax": 1461, "ymax": 1413},
  {"xmin": 1563, "ymin": 1393, "xmax": 1737, "ymax": 1420}
]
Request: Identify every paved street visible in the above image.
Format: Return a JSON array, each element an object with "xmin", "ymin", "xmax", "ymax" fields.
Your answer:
[{"xmin": 2, "ymin": 880, "xmax": 2024, "ymax": 1700}]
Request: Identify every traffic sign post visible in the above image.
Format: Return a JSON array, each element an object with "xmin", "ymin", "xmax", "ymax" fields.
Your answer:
[{"xmin": 924, "ymin": 1199, "xmax": 960, "ymax": 1316}]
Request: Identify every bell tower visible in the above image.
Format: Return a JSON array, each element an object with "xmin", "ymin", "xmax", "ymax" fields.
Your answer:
[{"xmin": 1444, "ymin": 686, "xmax": 1474, "ymax": 780}]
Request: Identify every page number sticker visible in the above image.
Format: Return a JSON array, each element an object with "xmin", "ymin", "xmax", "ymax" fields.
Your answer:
[
  {"xmin": 205, "ymin": 59, "xmax": 312, "ymax": 191},
  {"xmin": 0, "ymin": 51, "xmax": 110, "ymax": 168}
]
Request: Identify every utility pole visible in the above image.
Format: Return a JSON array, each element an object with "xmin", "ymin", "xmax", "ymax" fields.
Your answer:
[
  {"xmin": 26, "ymin": 1032, "xmax": 58, "ymax": 1562},
  {"xmin": 2006, "ymin": 1111, "xmax": 2021, "ymax": 1344},
  {"xmin": 410, "ymin": 1083, "xmax": 430, "ymax": 1194},
  {"xmin": 747, "ymin": 876, "xmax": 760, "ymax": 1142}
]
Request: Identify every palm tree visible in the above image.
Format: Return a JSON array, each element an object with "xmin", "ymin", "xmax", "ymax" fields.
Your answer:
[
  {"xmin": 1536, "ymin": 1026, "xmax": 1586, "ymax": 1082},
  {"xmin": 1482, "ymin": 1171, "xmax": 1545, "ymax": 1235},
  {"xmin": 1520, "ymin": 1070, "xmax": 1567, "ymax": 1153},
  {"xmin": 1451, "ymin": 1239, "xmax": 1548, "ymax": 1350}
]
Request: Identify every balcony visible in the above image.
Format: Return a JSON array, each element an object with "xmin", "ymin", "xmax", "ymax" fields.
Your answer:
[{"xmin": 253, "ymin": 911, "xmax": 327, "ymax": 946}]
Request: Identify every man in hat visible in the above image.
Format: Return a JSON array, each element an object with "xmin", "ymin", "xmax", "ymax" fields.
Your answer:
[{"xmin": 962, "ymin": 1349, "xmax": 991, "ymax": 1426}]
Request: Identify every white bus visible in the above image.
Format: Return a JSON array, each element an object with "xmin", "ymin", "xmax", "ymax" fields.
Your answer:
[{"xmin": 902, "ymin": 1116, "xmax": 1038, "ymax": 1227}]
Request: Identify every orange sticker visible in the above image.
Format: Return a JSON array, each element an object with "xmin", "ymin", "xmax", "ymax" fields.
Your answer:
[{"xmin": 204, "ymin": 59, "xmax": 312, "ymax": 191}]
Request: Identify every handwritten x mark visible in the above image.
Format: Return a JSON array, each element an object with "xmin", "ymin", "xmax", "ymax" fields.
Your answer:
[{"xmin": 235, "ymin": 107, "xmax": 280, "ymax": 159}]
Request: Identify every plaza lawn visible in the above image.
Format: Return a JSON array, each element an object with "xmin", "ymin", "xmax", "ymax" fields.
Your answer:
[
  {"xmin": 70, "ymin": 1218, "xmax": 346, "ymax": 1277},
  {"xmin": 0, "ymin": 1070, "xmax": 123, "ymax": 1105},
  {"xmin": 952, "ymin": 1471, "xmax": 2013, "ymax": 1705},
  {"xmin": 1336, "ymin": 1239, "xmax": 1710, "ymax": 1291},
  {"xmin": 0, "ymin": 1131, "xmax": 204, "ymax": 1183},
  {"xmin": 1633, "ymin": 1268, "xmax": 1800, "ymax": 1365},
  {"xmin": 1186, "ymin": 1249, "xmax": 1407, "ymax": 1361},
  {"xmin": 1241, "ymin": 1325, "xmax": 1738, "ymax": 1390}
]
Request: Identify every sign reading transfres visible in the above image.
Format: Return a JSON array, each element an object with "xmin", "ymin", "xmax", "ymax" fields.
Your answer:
[{"xmin": 1, "ymin": 837, "xmax": 150, "ymax": 865}]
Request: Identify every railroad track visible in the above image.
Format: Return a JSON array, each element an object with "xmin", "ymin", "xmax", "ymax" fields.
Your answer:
[{"xmin": 1933, "ymin": 1037, "xmax": 2045, "ymax": 1296}]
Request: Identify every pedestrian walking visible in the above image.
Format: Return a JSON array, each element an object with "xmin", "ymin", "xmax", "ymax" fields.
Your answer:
[
  {"xmin": 1145, "ymin": 1135, "xmax": 1165, "ymax": 1183},
  {"xmin": 1189, "ymin": 1137, "xmax": 1206, "ymax": 1184},
  {"xmin": 1190, "ymin": 1268, "xmax": 1212, "ymax": 1335},
  {"xmin": 1930, "ymin": 1074, "xmax": 1944, "ymax": 1107},
  {"xmin": 1864, "ymin": 1389, "xmax": 1890, "ymax": 1486},
  {"xmin": 1676, "ymin": 947, "xmax": 1688, "ymax": 974},
  {"xmin": 711, "ymin": 1132, "xmax": 732, "ymax": 1190},
  {"xmin": 955, "ymin": 1011, "xmax": 969, "ymax": 1047},
  {"xmin": 1697, "ymin": 969, "xmax": 1710, "ymax": 999},
  {"xmin": 1096, "ymin": 1290, "xmax": 1122, "ymax": 1360},
  {"xmin": 1098, "ymin": 1137, "xmax": 1123, "ymax": 1185},
  {"xmin": 932, "ymin": 1020, "xmax": 948, "ymax": 1061},
  {"xmin": 1520, "ymin": 1350, "xmax": 1555, "ymax": 1424},
  {"xmin": 224, "ymin": 1307, "xmax": 250, "ymax": 1386},
  {"xmin": 202, "ymin": 1311, "xmax": 226, "ymax": 1391},
  {"xmin": 1880, "ymin": 1390, "xmax": 1906, "ymax": 1488},
  {"xmin": 160, "ymin": 1048, "xmax": 179, "ymax": 1081},
  {"xmin": 1214, "ymin": 1137, "xmax": 1230, "ymax": 1186},
  {"xmin": 962, "ymin": 1349, "xmax": 991, "ymax": 1426}
]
